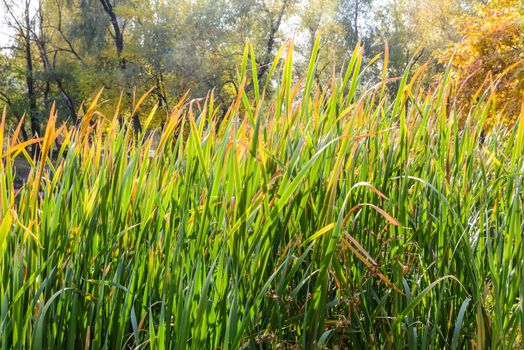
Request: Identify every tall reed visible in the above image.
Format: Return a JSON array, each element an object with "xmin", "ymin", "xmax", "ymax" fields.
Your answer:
[{"xmin": 1, "ymin": 38, "xmax": 523, "ymax": 349}]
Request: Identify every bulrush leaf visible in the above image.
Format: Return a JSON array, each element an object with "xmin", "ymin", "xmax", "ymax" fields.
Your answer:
[{"xmin": 0, "ymin": 41, "xmax": 522, "ymax": 350}]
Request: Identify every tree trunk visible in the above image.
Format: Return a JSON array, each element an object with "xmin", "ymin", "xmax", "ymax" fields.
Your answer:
[
  {"xmin": 20, "ymin": 123, "xmax": 29, "ymax": 141},
  {"xmin": 56, "ymin": 79, "xmax": 78, "ymax": 124},
  {"xmin": 259, "ymin": 0, "xmax": 290, "ymax": 81},
  {"xmin": 99, "ymin": 0, "xmax": 126, "ymax": 69},
  {"xmin": 23, "ymin": 1, "xmax": 40, "ymax": 155},
  {"xmin": 245, "ymin": 0, "xmax": 290, "ymax": 93},
  {"xmin": 99, "ymin": 0, "xmax": 141, "ymax": 133},
  {"xmin": 36, "ymin": 2, "xmax": 79, "ymax": 124}
]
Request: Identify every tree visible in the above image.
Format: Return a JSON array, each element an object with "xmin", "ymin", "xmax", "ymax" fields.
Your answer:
[
  {"xmin": 2, "ymin": 0, "xmax": 41, "ymax": 144},
  {"xmin": 6, "ymin": 0, "xmax": 503, "ymax": 133},
  {"xmin": 296, "ymin": 0, "xmax": 346, "ymax": 85},
  {"xmin": 0, "ymin": 53, "xmax": 30, "ymax": 139},
  {"xmin": 337, "ymin": 0, "xmax": 373, "ymax": 46},
  {"xmin": 439, "ymin": 0, "xmax": 524, "ymax": 125},
  {"xmin": 33, "ymin": 0, "xmax": 79, "ymax": 123},
  {"xmin": 253, "ymin": 0, "xmax": 293, "ymax": 84}
]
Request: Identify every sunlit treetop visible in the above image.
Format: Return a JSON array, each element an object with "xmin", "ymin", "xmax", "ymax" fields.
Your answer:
[{"xmin": 439, "ymin": 0, "xmax": 524, "ymax": 126}]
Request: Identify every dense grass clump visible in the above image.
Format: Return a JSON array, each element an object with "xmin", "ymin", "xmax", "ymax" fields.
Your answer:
[{"xmin": 1, "ymin": 40, "xmax": 523, "ymax": 349}]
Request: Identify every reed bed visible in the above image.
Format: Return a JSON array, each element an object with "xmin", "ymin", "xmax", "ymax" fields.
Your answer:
[{"xmin": 1, "ymin": 40, "xmax": 523, "ymax": 349}]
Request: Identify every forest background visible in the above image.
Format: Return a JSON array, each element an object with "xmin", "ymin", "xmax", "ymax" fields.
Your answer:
[{"xmin": 0, "ymin": 0, "xmax": 522, "ymax": 138}]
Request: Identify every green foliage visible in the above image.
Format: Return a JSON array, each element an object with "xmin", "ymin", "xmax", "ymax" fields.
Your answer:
[
  {"xmin": 1, "ymin": 42, "xmax": 523, "ymax": 349},
  {"xmin": 0, "ymin": 0, "xmax": 397, "ymax": 132},
  {"xmin": 0, "ymin": 54, "xmax": 28, "ymax": 124}
]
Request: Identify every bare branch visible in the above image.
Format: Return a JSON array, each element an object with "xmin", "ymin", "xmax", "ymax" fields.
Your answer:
[{"xmin": 0, "ymin": 91, "xmax": 12, "ymax": 105}]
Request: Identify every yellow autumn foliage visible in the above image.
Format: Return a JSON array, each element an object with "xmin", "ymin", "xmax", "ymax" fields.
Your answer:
[{"xmin": 439, "ymin": 0, "xmax": 524, "ymax": 126}]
